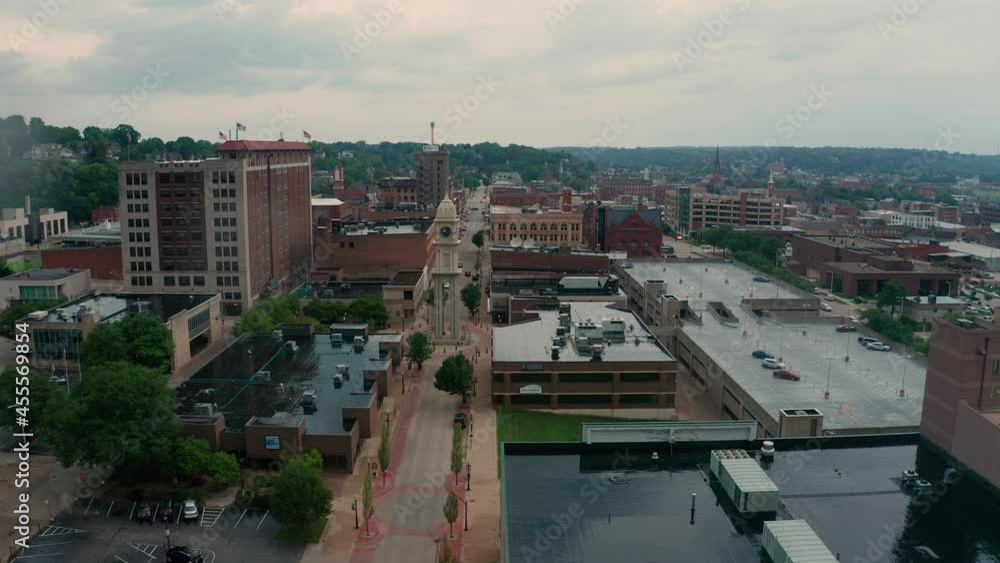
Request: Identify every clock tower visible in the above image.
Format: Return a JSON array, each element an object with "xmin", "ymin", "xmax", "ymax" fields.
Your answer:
[{"xmin": 431, "ymin": 195, "xmax": 461, "ymax": 343}]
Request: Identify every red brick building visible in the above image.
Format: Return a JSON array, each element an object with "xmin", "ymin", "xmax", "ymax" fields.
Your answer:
[
  {"xmin": 490, "ymin": 247, "xmax": 609, "ymax": 274},
  {"xmin": 91, "ymin": 206, "xmax": 119, "ymax": 224},
  {"xmin": 312, "ymin": 222, "xmax": 432, "ymax": 280},
  {"xmin": 583, "ymin": 204, "xmax": 663, "ymax": 257},
  {"xmin": 41, "ymin": 246, "xmax": 123, "ymax": 281}
]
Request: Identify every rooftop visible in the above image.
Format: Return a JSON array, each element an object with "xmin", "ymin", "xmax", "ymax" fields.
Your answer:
[
  {"xmin": 687, "ymin": 311, "xmax": 925, "ymax": 431},
  {"xmin": 31, "ymin": 292, "xmax": 214, "ymax": 324},
  {"xmin": 341, "ymin": 223, "xmax": 426, "ymax": 236},
  {"xmin": 176, "ymin": 330, "xmax": 393, "ymax": 433},
  {"xmin": 625, "ymin": 260, "xmax": 806, "ymax": 305},
  {"xmin": 217, "ymin": 140, "xmax": 311, "ymax": 152},
  {"xmin": 493, "ymin": 301, "xmax": 673, "ymax": 364},
  {"xmin": 502, "ymin": 437, "xmax": 1000, "ymax": 563},
  {"xmin": 311, "ymin": 198, "xmax": 346, "ymax": 206},
  {"xmin": 3, "ymin": 268, "xmax": 83, "ymax": 281},
  {"xmin": 944, "ymin": 240, "xmax": 1000, "ymax": 260},
  {"xmin": 801, "ymin": 235, "xmax": 896, "ymax": 252},
  {"xmin": 388, "ymin": 270, "xmax": 424, "ymax": 287}
]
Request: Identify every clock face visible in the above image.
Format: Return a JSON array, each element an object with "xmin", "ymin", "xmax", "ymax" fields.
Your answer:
[{"xmin": 439, "ymin": 226, "xmax": 453, "ymax": 238}]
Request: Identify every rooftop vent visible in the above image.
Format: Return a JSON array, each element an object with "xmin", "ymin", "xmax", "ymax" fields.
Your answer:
[
  {"xmin": 330, "ymin": 333, "xmax": 344, "ymax": 345},
  {"xmin": 333, "ymin": 374, "xmax": 344, "ymax": 388},
  {"xmin": 336, "ymin": 364, "xmax": 351, "ymax": 379},
  {"xmin": 551, "ymin": 347, "xmax": 560, "ymax": 360},
  {"xmin": 353, "ymin": 336, "xmax": 365, "ymax": 353},
  {"xmin": 575, "ymin": 336, "xmax": 591, "ymax": 352},
  {"xmin": 590, "ymin": 344, "xmax": 604, "ymax": 360}
]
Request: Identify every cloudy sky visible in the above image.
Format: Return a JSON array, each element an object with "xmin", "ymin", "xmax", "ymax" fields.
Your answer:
[{"xmin": 1, "ymin": 0, "xmax": 997, "ymax": 153}]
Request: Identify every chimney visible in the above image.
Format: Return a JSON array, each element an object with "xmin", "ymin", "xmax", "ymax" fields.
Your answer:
[{"xmin": 24, "ymin": 195, "xmax": 31, "ymax": 215}]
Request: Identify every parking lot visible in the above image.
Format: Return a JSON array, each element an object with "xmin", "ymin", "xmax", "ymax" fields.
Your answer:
[{"xmin": 11, "ymin": 498, "xmax": 304, "ymax": 563}]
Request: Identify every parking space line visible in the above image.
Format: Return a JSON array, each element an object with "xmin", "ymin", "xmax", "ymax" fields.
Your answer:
[
  {"xmin": 130, "ymin": 543, "xmax": 158, "ymax": 557},
  {"xmin": 40, "ymin": 525, "xmax": 85, "ymax": 536},
  {"xmin": 128, "ymin": 501, "xmax": 136, "ymax": 521},
  {"xmin": 200, "ymin": 506, "xmax": 225, "ymax": 528},
  {"xmin": 235, "ymin": 508, "xmax": 247, "ymax": 528},
  {"xmin": 203, "ymin": 548, "xmax": 217, "ymax": 563},
  {"xmin": 115, "ymin": 556, "xmax": 128, "ymax": 563},
  {"xmin": 13, "ymin": 553, "xmax": 64, "ymax": 559},
  {"xmin": 84, "ymin": 498, "xmax": 94, "ymax": 516},
  {"xmin": 153, "ymin": 502, "xmax": 161, "ymax": 521},
  {"xmin": 107, "ymin": 499, "xmax": 114, "ymax": 518},
  {"xmin": 256, "ymin": 509, "xmax": 269, "ymax": 530},
  {"xmin": 176, "ymin": 509, "xmax": 181, "ymax": 525}
]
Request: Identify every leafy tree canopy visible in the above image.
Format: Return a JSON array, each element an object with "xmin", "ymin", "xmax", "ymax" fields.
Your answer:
[
  {"xmin": 405, "ymin": 332, "xmax": 434, "ymax": 369},
  {"xmin": 434, "ymin": 355, "xmax": 473, "ymax": 397},
  {"xmin": 271, "ymin": 451, "xmax": 332, "ymax": 530}
]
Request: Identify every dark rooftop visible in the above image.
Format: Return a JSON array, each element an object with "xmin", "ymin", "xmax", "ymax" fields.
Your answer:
[
  {"xmin": 502, "ymin": 437, "xmax": 1000, "ymax": 563},
  {"xmin": 388, "ymin": 270, "xmax": 424, "ymax": 286},
  {"xmin": 176, "ymin": 330, "xmax": 391, "ymax": 434},
  {"xmin": 33, "ymin": 292, "xmax": 213, "ymax": 324},
  {"xmin": 3, "ymin": 268, "xmax": 83, "ymax": 281}
]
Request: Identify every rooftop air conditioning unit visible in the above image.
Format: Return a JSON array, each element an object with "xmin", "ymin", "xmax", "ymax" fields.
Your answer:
[
  {"xmin": 272, "ymin": 329, "xmax": 284, "ymax": 341},
  {"xmin": 337, "ymin": 364, "xmax": 351, "ymax": 379},
  {"xmin": 330, "ymin": 333, "xmax": 344, "ymax": 345},
  {"xmin": 590, "ymin": 344, "xmax": 604, "ymax": 360},
  {"xmin": 286, "ymin": 341, "xmax": 299, "ymax": 353},
  {"xmin": 353, "ymin": 336, "xmax": 365, "ymax": 353},
  {"xmin": 256, "ymin": 370, "xmax": 271, "ymax": 382},
  {"xmin": 333, "ymin": 374, "xmax": 344, "ymax": 388}
]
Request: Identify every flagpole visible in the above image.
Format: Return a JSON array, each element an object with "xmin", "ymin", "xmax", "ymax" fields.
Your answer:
[{"xmin": 235, "ymin": 124, "xmax": 239, "ymax": 141}]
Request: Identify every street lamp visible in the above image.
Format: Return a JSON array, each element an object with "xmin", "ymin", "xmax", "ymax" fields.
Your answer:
[
  {"xmin": 899, "ymin": 355, "xmax": 911, "ymax": 398},
  {"xmin": 466, "ymin": 463, "xmax": 471, "ymax": 491},
  {"xmin": 165, "ymin": 527, "xmax": 171, "ymax": 549},
  {"xmin": 824, "ymin": 358, "xmax": 833, "ymax": 400},
  {"xmin": 464, "ymin": 499, "xmax": 469, "ymax": 532},
  {"xmin": 353, "ymin": 499, "xmax": 359, "ymax": 529}
]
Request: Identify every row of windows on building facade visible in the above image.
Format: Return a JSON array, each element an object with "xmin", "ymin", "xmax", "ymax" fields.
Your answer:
[{"xmin": 495, "ymin": 223, "xmax": 580, "ymax": 231}]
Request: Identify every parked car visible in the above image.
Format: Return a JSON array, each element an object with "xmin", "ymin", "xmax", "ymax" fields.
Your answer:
[
  {"xmin": 848, "ymin": 316, "xmax": 859, "ymax": 323},
  {"xmin": 824, "ymin": 294, "xmax": 835, "ymax": 301},
  {"xmin": 866, "ymin": 342, "xmax": 891, "ymax": 351},
  {"xmin": 454, "ymin": 412, "xmax": 468, "ymax": 428},
  {"xmin": 464, "ymin": 271, "xmax": 471, "ymax": 277},
  {"xmin": 49, "ymin": 375, "xmax": 68, "ymax": 385},
  {"xmin": 983, "ymin": 315, "xmax": 994, "ymax": 322},
  {"xmin": 762, "ymin": 358, "xmax": 785, "ymax": 369},
  {"xmin": 472, "ymin": 274, "xmax": 480, "ymax": 282},
  {"xmin": 751, "ymin": 350, "xmax": 773, "ymax": 359},
  {"xmin": 135, "ymin": 500, "xmax": 153, "ymax": 524},
  {"xmin": 458, "ymin": 261, "xmax": 464, "ymax": 269},
  {"xmin": 752, "ymin": 276, "xmax": 770, "ymax": 283},
  {"xmin": 182, "ymin": 499, "xmax": 199, "ymax": 522},
  {"xmin": 159, "ymin": 499, "xmax": 175, "ymax": 522},
  {"xmin": 859, "ymin": 336, "xmax": 881, "ymax": 345},
  {"xmin": 167, "ymin": 546, "xmax": 204, "ymax": 563},
  {"xmin": 836, "ymin": 325, "xmax": 857, "ymax": 333},
  {"xmin": 772, "ymin": 369, "xmax": 801, "ymax": 381},
  {"xmin": 820, "ymin": 303, "xmax": 833, "ymax": 312}
]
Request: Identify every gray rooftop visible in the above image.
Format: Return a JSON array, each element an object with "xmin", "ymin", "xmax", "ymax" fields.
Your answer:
[
  {"xmin": 494, "ymin": 301, "xmax": 673, "ymax": 364},
  {"xmin": 626, "ymin": 260, "xmax": 808, "ymax": 305},
  {"xmin": 687, "ymin": 312, "xmax": 925, "ymax": 431},
  {"xmin": 34, "ymin": 292, "xmax": 214, "ymax": 324},
  {"xmin": 3, "ymin": 268, "xmax": 82, "ymax": 281}
]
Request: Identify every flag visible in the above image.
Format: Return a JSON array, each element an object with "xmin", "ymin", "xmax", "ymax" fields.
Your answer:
[
  {"xmin": 236, "ymin": 123, "xmax": 246, "ymax": 132},
  {"xmin": 126, "ymin": 132, "xmax": 132, "ymax": 143},
  {"xmin": 218, "ymin": 131, "xmax": 228, "ymax": 141},
  {"xmin": 303, "ymin": 130, "xmax": 312, "ymax": 141}
]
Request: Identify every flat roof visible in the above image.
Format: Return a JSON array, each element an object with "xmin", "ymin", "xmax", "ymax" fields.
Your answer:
[
  {"xmin": 177, "ymin": 331, "xmax": 392, "ymax": 434},
  {"xmin": 388, "ymin": 270, "xmax": 423, "ymax": 286},
  {"xmin": 799, "ymin": 235, "xmax": 895, "ymax": 251},
  {"xmin": 945, "ymin": 240, "xmax": 1000, "ymax": 260},
  {"xmin": 311, "ymin": 198, "xmax": 345, "ymax": 206},
  {"xmin": 34, "ymin": 292, "xmax": 213, "ymax": 324},
  {"xmin": 502, "ymin": 439, "xmax": 1000, "ymax": 563},
  {"xmin": 493, "ymin": 301, "xmax": 673, "ymax": 364},
  {"xmin": 626, "ymin": 260, "xmax": 807, "ymax": 304},
  {"xmin": 3, "ymin": 268, "xmax": 83, "ymax": 281},
  {"xmin": 687, "ymin": 312, "xmax": 925, "ymax": 431},
  {"xmin": 342, "ymin": 224, "xmax": 425, "ymax": 236}
]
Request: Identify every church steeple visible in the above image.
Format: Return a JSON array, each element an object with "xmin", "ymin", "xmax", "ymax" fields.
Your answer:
[{"xmin": 710, "ymin": 145, "xmax": 724, "ymax": 190}]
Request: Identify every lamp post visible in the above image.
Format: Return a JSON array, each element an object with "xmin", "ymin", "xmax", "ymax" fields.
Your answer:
[
  {"xmin": 899, "ymin": 355, "xmax": 911, "ymax": 398},
  {"xmin": 464, "ymin": 499, "xmax": 469, "ymax": 532},
  {"xmin": 165, "ymin": 527, "xmax": 171, "ymax": 549},
  {"xmin": 824, "ymin": 358, "xmax": 833, "ymax": 400},
  {"xmin": 466, "ymin": 463, "xmax": 471, "ymax": 491},
  {"xmin": 44, "ymin": 499, "xmax": 52, "ymax": 521},
  {"xmin": 353, "ymin": 499, "xmax": 359, "ymax": 529}
]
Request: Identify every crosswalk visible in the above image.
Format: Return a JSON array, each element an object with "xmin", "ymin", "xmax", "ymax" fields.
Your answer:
[
  {"xmin": 130, "ymin": 543, "xmax": 158, "ymax": 557},
  {"xmin": 40, "ymin": 525, "xmax": 85, "ymax": 537},
  {"xmin": 200, "ymin": 506, "xmax": 225, "ymax": 527}
]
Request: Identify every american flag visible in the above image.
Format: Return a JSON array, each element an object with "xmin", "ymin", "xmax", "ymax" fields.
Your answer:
[
  {"xmin": 303, "ymin": 131, "xmax": 312, "ymax": 141},
  {"xmin": 236, "ymin": 123, "xmax": 246, "ymax": 132},
  {"xmin": 218, "ymin": 131, "xmax": 228, "ymax": 141},
  {"xmin": 126, "ymin": 132, "xmax": 132, "ymax": 143}
]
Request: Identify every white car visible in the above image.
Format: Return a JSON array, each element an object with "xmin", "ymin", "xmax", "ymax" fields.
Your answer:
[
  {"xmin": 848, "ymin": 316, "xmax": 859, "ymax": 323},
  {"xmin": 762, "ymin": 358, "xmax": 785, "ymax": 369},
  {"xmin": 866, "ymin": 342, "xmax": 891, "ymax": 351},
  {"xmin": 820, "ymin": 303, "xmax": 832, "ymax": 312},
  {"xmin": 182, "ymin": 499, "xmax": 199, "ymax": 521}
]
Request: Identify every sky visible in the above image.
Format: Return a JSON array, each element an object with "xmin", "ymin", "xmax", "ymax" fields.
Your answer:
[{"xmin": 1, "ymin": 0, "xmax": 998, "ymax": 154}]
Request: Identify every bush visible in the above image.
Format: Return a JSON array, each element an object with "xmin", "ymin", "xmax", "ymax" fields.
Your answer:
[{"xmin": 234, "ymin": 489, "xmax": 256, "ymax": 510}]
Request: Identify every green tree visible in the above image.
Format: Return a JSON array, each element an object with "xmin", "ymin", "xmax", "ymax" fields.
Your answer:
[
  {"xmin": 438, "ymin": 535, "xmax": 456, "ymax": 563},
  {"xmin": 362, "ymin": 471, "xmax": 375, "ymax": 535},
  {"xmin": 433, "ymin": 355, "xmax": 474, "ymax": 400},
  {"xmin": 443, "ymin": 491, "xmax": 459, "ymax": 539},
  {"xmin": 0, "ymin": 366, "xmax": 64, "ymax": 434},
  {"xmin": 378, "ymin": 421, "xmax": 391, "ymax": 486},
  {"xmin": 405, "ymin": 332, "xmax": 434, "ymax": 369},
  {"xmin": 81, "ymin": 313, "xmax": 174, "ymax": 373},
  {"xmin": 876, "ymin": 280, "xmax": 908, "ymax": 314},
  {"xmin": 235, "ymin": 295, "xmax": 301, "ymax": 335},
  {"xmin": 170, "ymin": 436, "xmax": 213, "ymax": 479},
  {"xmin": 271, "ymin": 452, "xmax": 332, "ymax": 532},
  {"xmin": 451, "ymin": 423, "xmax": 464, "ymax": 485},
  {"xmin": 0, "ymin": 264, "xmax": 12, "ymax": 278},
  {"xmin": 51, "ymin": 362, "xmax": 177, "ymax": 473},
  {"xmin": 471, "ymin": 230, "xmax": 484, "ymax": 248},
  {"xmin": 461, "ymin": 283, "xmax": 481, "ymax": 315},
  {"xmin": 210, "ymin": 451, "xmax": 240, "ymax": 490},
  {"xmin": 348, "ymin": 296, "xmax": 389, "ymax": 330},
  {"xmin": 303, "ymin": 299, "xmax": 349, "ymax": 325}
]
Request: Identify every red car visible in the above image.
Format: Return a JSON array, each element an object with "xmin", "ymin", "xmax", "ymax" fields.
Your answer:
[
  {"xmin": 773, "ymin": 369, "xmax": 801, "ymax": 381},
  {"xmin": 836, "ymin": 325, "xmax": 857, "ymax": 333}
]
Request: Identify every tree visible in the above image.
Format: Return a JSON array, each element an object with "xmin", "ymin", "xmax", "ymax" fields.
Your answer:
[
  {"xmin": 451, "ymin": 423, "xmax": 464, "ymax": 485},
  {"xmin": 876, "ymin": 280, "xmax": 908, "ymax": 314},
  {"xmin": 235, "ymin": 295, "xmax": 301, "ymax": 335},
  {"xmin": 303, "ymin": 299, "xmax": 349, "ymax": 325},
  {"xmin": 461, "ymin": 283, "xmax": 481, "ymax": 316},
  {"xmin": 471, "ymin": 230, "xmax": 484, "ymax": 248},
  {"xmin": 405, "ymin": 332, "xmax": 434, "ymax": 369},
  {"xmin": 210, "ymin": 451, "xmax": 240, "ymax": 490},
  {"xmin": 51, "ymin": 362, "xmax": 177, "ymax": 473},
  {"xmin": 271, "ymin": 452, "xmax": 332, "ymax": 531},
  {"xmin": 348, "ymin": 296, "xmax": 389, "ymax": 330},
  {"xmin": 378, "ymin": 421, "xmax": 391, "ymax": 486},
  {"xmin": 170, "ymin": 436, "xmax": 213, "ymax": 479},
  {"xmin": 81, "ymin": 313, "xmax": 174, "ymax": 373},
  {"xmin": 434, "ymin": 355, "xmax": 474, "ymax": 400},
  {"xmin": 362, "ymin": 471, "xmax": 375, "ymax": 535},
  {"xmin": 0, "ymin": 366, "xmax": 64, "ymax": 434},
  {"xmin": 0, "ymin": 264, "xmax": 12, "ymax": 278},
  {"xmin": 443, "ymin": 491, "xmax": 460, "ymax": 539},
  {"xmin": 0, "ymin": 299, "xmax": 64, "ymax": 339}
]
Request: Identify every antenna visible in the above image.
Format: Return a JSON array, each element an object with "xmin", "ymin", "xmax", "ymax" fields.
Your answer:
[{"xmin": 430, "ymin": 121, "xmax": 435, "ymax": 144}]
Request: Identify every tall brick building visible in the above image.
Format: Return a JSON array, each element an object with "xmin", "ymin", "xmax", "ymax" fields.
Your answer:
[
  {"xmin": 119, "ymin": 140, "xmax": 312, "ymax": 314},
  {"xmin": 583, "ymin": 204, "xmax": 662, "ymax": 257},
  {"xmin": 415, "ymin": 145, "xmax": 449, "ymax": 206}
]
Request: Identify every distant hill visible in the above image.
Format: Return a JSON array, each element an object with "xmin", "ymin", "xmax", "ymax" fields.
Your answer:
[{"xmin": 550, "ymin": 146, "xmax": 1000, "ymax": 183}]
